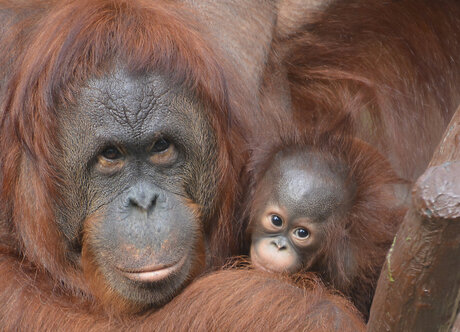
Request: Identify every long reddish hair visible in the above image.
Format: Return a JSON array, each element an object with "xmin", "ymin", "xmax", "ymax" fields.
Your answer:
[{"xmin": 0, "ymin": 0, "xmax": 245, "ymax": 284}]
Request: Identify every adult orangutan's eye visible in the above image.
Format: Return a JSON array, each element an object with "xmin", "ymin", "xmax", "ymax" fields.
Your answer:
[
  {"xmin": 150, "ymin": 137, "xmax": 177, "ymax": 165},
  {"xmin": 101, "ymin": 146, "xmax": 122, "ymax": 160},
  {"xmin": 152, "ymin": 137, "xmax": 170, "ymax": 153},
  {"xmin": 96, "ymin": 146, "xmax": 125, "ymax": 174}
]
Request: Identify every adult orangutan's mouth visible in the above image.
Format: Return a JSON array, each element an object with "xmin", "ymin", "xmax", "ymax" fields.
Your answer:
[{"xmin": 117, "ymin": 254, "xmax": 188, "ymax": 283}]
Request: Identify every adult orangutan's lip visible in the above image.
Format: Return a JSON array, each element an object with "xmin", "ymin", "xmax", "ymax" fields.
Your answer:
[{"xmin": 118, "ymin": 255, "xmax": 188, "ymax": 283}]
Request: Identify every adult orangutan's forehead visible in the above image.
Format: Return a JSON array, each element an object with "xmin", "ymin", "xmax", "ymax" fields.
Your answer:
[
  {"xmin": 69, "ymin": 67, "xmax": 209, "ymax": 149},
  {"xmin": 81, "ymin": 69, "xmax": 178, "ymax": 128}
]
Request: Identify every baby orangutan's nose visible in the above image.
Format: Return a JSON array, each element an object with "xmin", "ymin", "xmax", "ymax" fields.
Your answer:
[{"xmin": 271, "ymin": 237, "xmax": 288, "ymax": 250}]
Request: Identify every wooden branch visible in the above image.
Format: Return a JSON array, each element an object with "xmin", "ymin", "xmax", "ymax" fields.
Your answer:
[{"xmin": 367, "ymin": 106, "xmax": 460, "ymax": 332}]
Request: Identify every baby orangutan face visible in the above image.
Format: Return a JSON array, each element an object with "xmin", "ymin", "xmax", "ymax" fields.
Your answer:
[{"xmin": 249, "ymin": 149, "xmax": 351, "ymax": 274}]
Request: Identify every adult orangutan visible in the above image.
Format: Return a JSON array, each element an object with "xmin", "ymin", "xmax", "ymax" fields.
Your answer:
[{"xmin": 0, "ymin": 0, "xmax": 365, "ymax": 330}]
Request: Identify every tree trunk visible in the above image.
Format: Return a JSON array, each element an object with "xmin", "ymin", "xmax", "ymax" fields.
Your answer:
[{"xmin": 367, "ymin": 106, "xmax": 460, "ymax": 332}]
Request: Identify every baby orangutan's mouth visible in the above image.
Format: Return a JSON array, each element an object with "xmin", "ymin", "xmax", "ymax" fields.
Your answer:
[{"xmin": 250, "ymin": 245, "xmax": 301, "ymax": 274}]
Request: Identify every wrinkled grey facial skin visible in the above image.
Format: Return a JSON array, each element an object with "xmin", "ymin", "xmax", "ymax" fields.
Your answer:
[
  {"xmin": 57, "ymin": 67, "xmax": 217, "ymax": 306},
  {"xmin": 250, "ymin": 150, "xmax": 351, "ymax": 274}
]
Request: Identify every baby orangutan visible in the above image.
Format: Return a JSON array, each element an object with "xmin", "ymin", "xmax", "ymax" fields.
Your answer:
[
  {"xmin": 247, "ymin": 134, "xmax": 406, "ymax": 317},
  {"xmin": 250, "ymin": 148, "xmax": 351, "ymax": 274}
]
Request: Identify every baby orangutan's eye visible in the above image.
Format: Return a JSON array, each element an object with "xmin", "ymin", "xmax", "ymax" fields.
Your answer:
[
  {"xmin": 271, "ymin": 214, "xmax": 283, "ymax": 227},
  {"xmin": 293, "ymin": 228, "xmax": 310, "ymax": 239}
]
